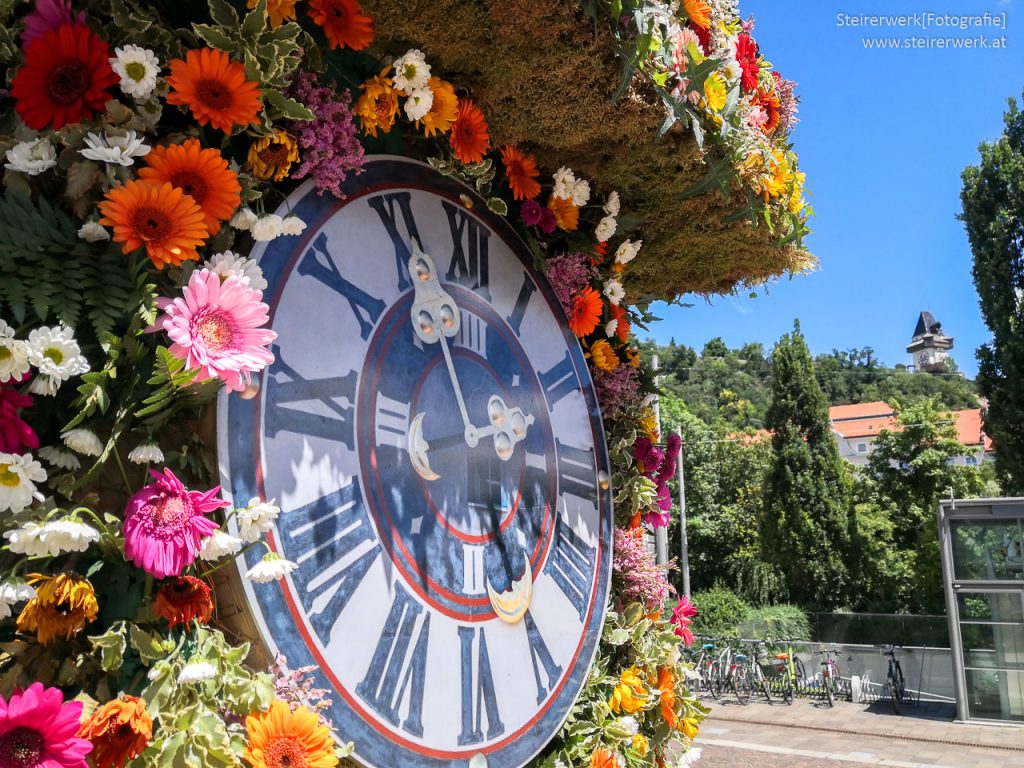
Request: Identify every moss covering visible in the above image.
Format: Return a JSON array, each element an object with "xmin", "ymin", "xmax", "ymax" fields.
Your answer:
[{"xmin": 363, "ymin": 0, "xmax": 813, "ymax": 300}]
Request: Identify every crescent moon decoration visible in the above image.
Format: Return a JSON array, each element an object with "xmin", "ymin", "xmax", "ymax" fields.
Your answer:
[
  {"xmin": 408, "ymin": 412, "xmax": 440, "ymax": 481},
  {"xmin": 487, "ymin": 551, "xmax": 533, "ymax": 624}
]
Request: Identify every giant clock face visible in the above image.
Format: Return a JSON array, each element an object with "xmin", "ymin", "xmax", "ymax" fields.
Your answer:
[{"xmin": 219, "ymin": 157, "xmax": 613, "ymax": 768}]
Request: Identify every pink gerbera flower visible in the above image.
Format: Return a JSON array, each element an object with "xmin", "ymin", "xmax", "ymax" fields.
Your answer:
[
  {"xmin": 21, "ymin": 0, "xmax": 85, "ymax": 46},
  {"xmin": 0, "ymin": 682, "xmax": 92, "ymax": 768},
  {"xmin": 671, "ymin": 595, "xmax": 698, "ymax": 646},
  {"xmin": 0, "ymin": 382, "xmax": 38, "ymax": 454},
  {"xmin": 155, "ymin": 269, "xmax": 277, "ymax": 393},
  {"xmin": 122, "ymin": 467, "xmax": 227, "ymax": 579}
]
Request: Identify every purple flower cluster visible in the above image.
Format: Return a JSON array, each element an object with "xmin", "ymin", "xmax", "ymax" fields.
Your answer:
[
  {"xmin": 634, "ymin": 433, "xmax": 682, "ymax": 528},
  {"xmin": 612, "ymin": 526, "xmax": 671, "ymax": 611},
  {"xmin": 270, "ymin": 653, "xmax": 334, "ymax": 726},
  {"xmin": 774, "ymin": 75, "xmax": 799, "ymax": 133},
  {"xmin": 592, "ymin": 364, "xmax": 641, "ymax": 419},
  {"xmin": 287, "ymin": 71, "xmax": 365, "ymax": 198},
  {"xmin": 521, "ymin": 199, "xmax": 556, "ymax": 233},
  {"xmin": 543, "ymin": 251, "xmax": 595, "ymax": 312}
]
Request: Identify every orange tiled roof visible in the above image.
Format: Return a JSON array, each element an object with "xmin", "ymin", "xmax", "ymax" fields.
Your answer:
[
  {"xmin": 952, "ymin": 409, "xmax": 985, "ymax": 448},
  {"xmin": 829, "ymin": 401, "xmax": 894, "ymax": 421},
  {"xmin": 833, "ymin": 415, "xmax": 899, "ymax": 439}
]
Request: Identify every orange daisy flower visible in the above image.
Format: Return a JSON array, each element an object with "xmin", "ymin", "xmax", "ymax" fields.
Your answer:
[
  {"xmin": 500, "ymin": 146, "xmax": 541, "ymax": 201},
  {"xmin": 138, "ymin": 139, "xmax": 241, "ymax": 235},
  {"xmin": 418, "ymin": 77, "xmax": 458, "ymax": 137},
  {"xmin": 569, "ymin": 287, "xmax": 602, "ymax": 338},
  {"xmin": 99, "ymin": 180, "xmax": 209, "ymax": 270},
  {"xmin": 547, "ymin": 194, "xmax": 579, "ymax": 232},
  {"xmin": 354, "ymin": 68, "xmax": 399, "ymax": 137},
  {"xmin": 753, "ymin": 86, "xmax": 782, "ymax": 136},
  {"xmin": 78, "ymin": 695, "xmax": 153, "ymax": 768},
  {"xmin": 153, "ymin": 576, "xmax": 214, "ymax": 629},
  {"xmin": 683, "ymin": 0, "xmax": 712, "ymax": 29},
  {"xmin": 657, "ymin": 666, "xmax": 679, "ymax": 729},
  {"xmin": 450, "ymin": 99, "xmax": 490, "ymax": 165},
  {"xmin": 166, "ymin": 48, "xmax": 262, "ymax": 133},
  {"xmin": 590, "ymin": 748, "xmax": 619, "ymax": 768},
  {"xmin": 609, "ymin": 303, "xmax": 630, "ymax": 342},
  {"xmin": 308, "ymin": 0, "xmax": 373, "ymax": 51},
  {"xmin": 245, "ymin": 700, "xmax": 339, "ymax": 768},
  {"xmin": 249, "ymin": 0, "xmax": 298, "ymax": 27}
]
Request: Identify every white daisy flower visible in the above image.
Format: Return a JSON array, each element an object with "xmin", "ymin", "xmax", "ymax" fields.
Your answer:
[
  {"xmin": 177, "ymin": 661, "xmax": 217, "ymax": 684},
  {"xmin": 61, "ymin": 428, "xmax": 103, "ymax": 457},
  {"xmin": 611, "ymin": 716, "xmax": 639, "ymax": 739},
  {"xmin": 0, "ymin": 453, "xmax": 46, "ymax": 514},
  {"xmin": 603, "ymin": 190, "xmax": 621, "ymax": 217},
  {"xmin": 603, "ymin": 279, "xmax": 625, "ymax": 306},
  {"xmin": 552, "ymin": 167, "xmax": 577, "ymax": 200},
  {"xmin": 37, "ymin": 446, "xmax": 81, "ymax": 471},
  {"xmin": 392, "ymin": 49, "xmax": 431, "ymax": 92},
  {"xmin": 403, "ymin": 87, "xmax": 434, "ymax": 121},
  {"xmin": 77, "ymin": 221, "xmax": 111, "ymax": 242},
  {"xmin": 614, "ymin": 238, "xmax": 642, "ymax": 266},
  {"xmin": 109, "ymin": 45, "xmax": 160, "ymax": 100},
  {"xmin": 26, "ymin": 324, "xmax": 89, "ymax": 395},
  {"xmin": 280, "ymin": 216, "xmax": 307, "ymax": 237},
  {"xmin": 679, "ymin": 748, "xmax": 702, "ymax": 766},
  {"xmin": 251, "ymin": 214, "xmax": 284, "ymax": 242},
  {"xmin": 570, "ymin": 178, "xmax": 591, "ymax": 207},
  {"xmin": 127, "ymin": 440, "xmax": 165, "ymax": 465},
  {"xmin": 605, "ymin": 319, "xmax": 619, "ymax": 338},
  {"xmin": 80, "ymin": 130, "xmax": 151, "ymax": 166},
  {"xmin": 202, "ymin": 251, "xmax": 268, "ymax": 292},
  {"xmin": 230, "ymin": 207, "xmax": 258, "ymax": 231},
  {"xmin": 0, "ymin": 579, "xmax": 36, "ymax": 620},
  {"xmin": 199, "ymin": 530, "xmax": 243, "ymax": 560},
  {"xmin": 4, "ymin": 138, "xmax": 57, "ymax": 176},
  {"xmin": 246, "ymin": 553, "xmax": 298, "ymax": 583},
  {"xmin": 0, "ymin": 320, "xmax": 30, "ymax": 383},
  {"xmin": 722, "ymin": 58, "xmax": 742, "ymax": 84},
  {"xmin": 38, "ymin": 519, "xmax": 100, "ymax": 553},
  {"xmin": 4, "ymin": 522, "xmax": 51, "ymax": 557},
  {"xmin": 595, "ymin": 215, "xmax": 617, "ymax": 243},
  {"xmin": 237, "ymin": 497, "xmax": 281, "ymax": 543}
]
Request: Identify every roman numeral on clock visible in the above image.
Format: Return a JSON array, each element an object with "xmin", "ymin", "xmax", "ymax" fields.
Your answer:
[
  {"xmin": 264, "ymin": 345, "xmax": 358, "ymax": 449},
  {"xmin": 462, "ymin": 544, "xmax": 486, "ymax": 596},
  {"xmin": 281, "ymin": 480, "xmax": 381, "ymax": 642},
  {"xmin": 299, "ymin": 232, "xmax": 386, "ymax": 340},
  {"xmin": 538, "ymin": 350, "xmax": 578, "ymax": 406},
  {"xmin": 524, "ymin": 610, "xmax": 563, "ymax": 705},
  {"xmin": 367, "ymin": 191, "xmax": 421, "ymax": 293},
  {"xmin": 356, "ymin": 582, "xmax": 430, "ymax": 738},
  {"xmin": 442, "ymin": 200, "xmax": 490, "ymax": 301},
  {"xmin": 506, "ymin": 272, "xmax": 537, "ymax": 336},
  {"xmin": 458, "ymin": 626, "xmax": 505, "ymax": 745},
  {"xmin": 546, "ymin": 514, "xmax": 597, "ymax": 621},
  {"xmin": 454, "ymin": 309, "xmax": 487, "ymax": 357},
  {"xmin": 556, "ymin": 439, "xmax": 598, "ymax": 501}
]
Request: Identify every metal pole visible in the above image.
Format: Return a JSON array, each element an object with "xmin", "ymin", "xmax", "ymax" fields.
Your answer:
[
  {"xmin": 651, "ymin": 356, "xmax": 669, "ymax": 565},
  {"xmin": 677, "ymin": 439, "xmax": 691, "ymax": 598}
]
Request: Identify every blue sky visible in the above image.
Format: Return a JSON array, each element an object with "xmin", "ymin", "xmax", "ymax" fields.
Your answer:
[{"xmin": 644, "ymin": 0, "xmax": 1022, "ymax": 377}]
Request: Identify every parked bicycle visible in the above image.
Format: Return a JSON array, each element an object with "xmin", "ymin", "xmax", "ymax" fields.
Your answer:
[
  {"xmin": 818, "ymin": 648, "xmax": 842, "ymax": 707},
  {"xmin": 883, "ymin": 644, "xmax": 906, "ymax": 714}
]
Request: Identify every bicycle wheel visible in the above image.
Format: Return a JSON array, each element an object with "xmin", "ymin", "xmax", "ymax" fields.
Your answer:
[
  {"xmin": 794, "ymin": 657, "xmax": 807, "ymax": 695},
  {"xmin": 889, "ymin": 675, "xmax": 901, "ymax": 714},
  {"xmin": 759, "ymin": 667, "xmax": 773, "ymax": 702},
  {"xmin": 825, "ymin": 675, "xmax": 835, "ymax": 708},
  {"xmin": 709, "ymin": 662, "xmax": 723, "ymax": 700},
  {"xmin": 733, "ymin": 666, "xmax": 752, "ymax": 705},
  {"xmin": 781, "ymin": 669, "xmax": 794, "ymax": 705}
]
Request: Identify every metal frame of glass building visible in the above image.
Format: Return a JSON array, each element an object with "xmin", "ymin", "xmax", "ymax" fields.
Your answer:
[{"xmin": 938, "ymin": 497, "xmax": 1024, "ymax": 723}]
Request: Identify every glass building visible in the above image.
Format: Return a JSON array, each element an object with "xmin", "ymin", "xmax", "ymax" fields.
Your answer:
[{"xmin": 938, "ymin": 498, "xmax": 1024, "ymax": 723}]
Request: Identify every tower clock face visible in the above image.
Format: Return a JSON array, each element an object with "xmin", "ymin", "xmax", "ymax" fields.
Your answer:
[{"xmin": 219, "ymin": 157, "xmax": 613, "ymax": 768}]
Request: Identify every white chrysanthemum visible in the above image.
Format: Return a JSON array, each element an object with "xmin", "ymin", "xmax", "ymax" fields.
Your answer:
[
  {"xmin": 110, "ymin": 45, "xmax": 160, "ymax": 99},
  {"xmin": 280, "ymin": 216, "xmax": 307, "ymax": 237},
  {"xmin": 614, "ymin": 238, "xmax": 642, "ymax": 266},
  {"xmin": 246, "ymin": 553, "xmax": 298, "ymax": 583},
  {"xmin": 202, "ymin": 251, "xmax": 268, "ymax": 292},
  {"xmin": 38, "ymin": 519, "xmax": 100, "ymax": 553},
  {"xmin": 0, "ymin": 454, "xmax": 46, "ymax": 515},
  {"xmin": 230, "ymin": 207, "xmax": 258, "ymax": 231},
  {"xmin": 80, "ymin": 130, "xmax": 151, "ymax": 166},
  {"xmin": 252, "ymin": 214, "xmax": 284, "ymax": 242},
  {"xmin": 552, "ymin": 167, "xmax": 577, "ymax": 200},
  {"xmin": 0, "ymin": 579, "xmax": 36, "ymax": 620},
  {"xmin": 61, "ymin": 428, "xmax": 103, "ymax": 457},
  {"xmin": 199, "ymin": 530, "xmax": 244, "ymax": 560},
  {"xmin": 603, "ymin": 191, "xmax": 620, "ymax": 217},
  {"xmin": 4, "ymin": 522, "xmax": 51, "ymax": 556},
  {"xmin": 237, "ymin": 497, "xmax": 281, "ymax": 543},
  {"xmin": 37, "ymin": 446, "xmax": 81, "ymax": 471},
  {"xmin": 77, "ymin": 221, "xmax": 111, "ymax": 242},
  {"xmin": 678, "ymin": 748, "xmax": 702, "ymax": 766},
  {"xmin": 0, "ymin": 320, "xmax": 30, "ymax": 383},
  {"xmin": 595, "ymin": 215, "xmax": 617, "ymax": 243},
  {"xmin": 605, "ymin": 319, "xmax": 619, "ymax": 338},
  {"xmin": 127, "ymin": 440, "xmax": 165, "ymax": 465},
  {"xmin": 570, "ymin": 178, "xmax": 591, "ymax": 207},
  {"xmin": 611, "ymin": 716, "xmax": 639, "ymax": 739},
  {"xmin": 177, "ymin": 661, "xmax": 217, "ymax": 684},
  {"xmin": 603, "ymin": 279, "xmax": 625, "ymax": 306},
  {"xmin": 392, "ymin": 49, "xmax": 431, "ymax": 92},
  {"xmin": 4, "ymin": 138, "xmax": 57, "ymax": 176},
  {"xmin": 403, "ymin": 87, "xmax": 434, "ymax": 121},
  {"xmin": 721, "ymin": 58, "xmax": 742, "ymax": 84},
  {"xmin": 26, "ymin": 325, "xmax": 89, "ymax": 395}
]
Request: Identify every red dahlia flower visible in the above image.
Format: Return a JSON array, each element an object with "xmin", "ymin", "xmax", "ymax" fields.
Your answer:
[{"xmin": 735, "ymin": 32, "xmax": 760, "ymax": 93}]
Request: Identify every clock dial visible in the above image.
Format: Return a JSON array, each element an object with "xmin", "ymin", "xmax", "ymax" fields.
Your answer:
[{"xmin": 219, "ymin": 157, "xmax": 613, "ymax": 768}]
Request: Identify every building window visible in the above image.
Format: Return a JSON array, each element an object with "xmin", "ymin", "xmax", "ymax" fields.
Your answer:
[
  {"xmin": 857, "ymin": 443, "xmax": 867, "ymax": 453},
  {"xmin": 966, "ymin": 456, "xmax": 978, "ymax": 466}
]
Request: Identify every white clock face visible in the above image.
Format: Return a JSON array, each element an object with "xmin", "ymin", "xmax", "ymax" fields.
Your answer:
[{"xmin": 219, "ymin": 157, "xmax": 613, "ymax": 768}]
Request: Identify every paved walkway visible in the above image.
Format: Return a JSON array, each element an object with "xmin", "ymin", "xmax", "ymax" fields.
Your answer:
[{"xmin": 696, "ymin": 697, "xmax": 1024, "ymax": 767}]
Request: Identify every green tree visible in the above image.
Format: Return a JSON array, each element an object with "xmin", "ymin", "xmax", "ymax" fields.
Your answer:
[
  {"xmin": 761, "ymin": 322, "xmax": 852, "ymax": 608},
  {"xmin": 961, "ymin": 92, "xmax": 1024, "ymax": 493}
]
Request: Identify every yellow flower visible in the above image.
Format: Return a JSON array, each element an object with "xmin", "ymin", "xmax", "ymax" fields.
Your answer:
[
  {"xmin": 608, "ymin": 666, "xmax": 648, "ymax": 714},
  {"xmin": 626, "ymin": 348, "xmax": 641, "ymax": 368},
  {"xmin": 547, "ymin": 194, "xmax": 579, "ymax": 232},
  {"xmin": 703, "ymin": 72, "xmax": 727, "ymax": 112},
  {"xmin": 631, "ymin": 734, "xmax": 649, "ymax": 757},
  {"xmin": 417, "ymin": 77, "xmax": 458, "ymax": 137},
  {"xmin": 247, "ymin": 0, "xmax": 297, "ymax": 27},
  {"xmin": 682, "ymin": 716, "xmax": 700, "ymax": 740},
  {"xmin": 355, "ymin": 68, "xmax": 399, "ymax": 137},
  {"xmin": 17, "ymin": 573, "xmax": 98, "ymax": 644},
  {"xmin": 248, "ymin": 128, "xmax": 300, "ymax": 182},
  {"xmin": 588, "ymin": 339, "xmax": 620, "ymax": 372},
  {"xmin": 638, "ymin": 408, "xmax": 660, "ymax": 442}
]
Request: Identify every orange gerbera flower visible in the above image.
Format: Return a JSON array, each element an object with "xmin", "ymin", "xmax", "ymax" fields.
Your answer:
[
  {"xmin": 657, "ymin": 666, "xmax": 679, "ymax": 729},
  {"xmin": 138, "ymin": 139, "xmax": 241, "ymax": 235},
  {"xmin": 753, "ymin": 86, "xmax": 782, "ymax": 136},
  {"xmin": 418, "ymin": 77, "xmax": 458, "ymax": 137},
  {"xmin": 500, "ymin": 146, "xmax": 541, "ymax": 201},
  {"xmin": 590, "ymin": 748, "xmax": 619, "ymax": 768},
  {"xmin": 308, "ymin": 0, "xmax": 373, "ymax": 51},
  {"xmin": 450, "ymin": 99, "xmax": 490, "ymax": 165},
  {"xmin": 683, "ymin": 0, "xmax": 712, "ymax": 29},
  {"xmin": 245, "ymin": 700, "xmax": 339, "ymax": 768},
  {"xmin": 249, "ymin": 0, "xmax": 298, "ymax": 27},
  {"xmin": 354, "ymin": 68, "xmax": 399, "ymax": 137},
  {"xmin": 547, "ymin": 194, "xmax": 579, "ymax": 232},
  {"xmin": 153, "ymin": 576, "xmax": 214, "ymax": 629},
  {"xmin": 78, "ymin": 695, "xmax": 153, "ymax": 768},
  {"xmin": 99, "ymin": 180, "xmax": 209, "ymax": 270},
  {"xmin": 609, "ymin": 303, "xmax": 630, "ymax": 342},
  {"xmin": 569, "ymin": 287, "xmax": 602, "ymax": 338},
  {"xmin": 166, "ymin": 48, "xmax": 262, "ymax": 133}
]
